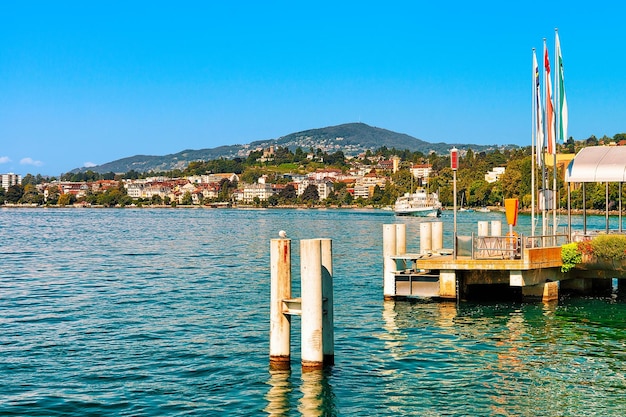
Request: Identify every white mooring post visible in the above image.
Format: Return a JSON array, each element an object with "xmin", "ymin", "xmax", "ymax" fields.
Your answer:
[
  {"xmin": 270, "ymin": 236, "xmax": 334, "ymax": 371},
  {"xmin": 478, "ymin": 221, "xmax": 489, "ymax": 237},
  {"xmin": 431, "ymin": 221, "xmax": 443, "ymax": 252},
  {"xmin": 383, "ymin": 224, "xmax": 397, "ymax": 300},
  {"xmin": 301, "ymin": 239, "xmax": 324, "ymax": 371},
  {"xmin": 270, "ymin": 238, "xmax": 292, "ymax": 370},
  {"xmin": 420, "ymin": 222, "xmax": 432, "ymax": 254},
  {"xmin": 395, "ymin": 224, "xmax": 406, "ymax": 256},
  {"xmin": 491, "ymin": 220, "xmax": 502, "ymax": 237},
  {"xmin": 383, "ymin": 224, "xmax": 406, "ymax": 300},
  {"xmin": 320, "ymin": 238, "xmax": 334, "ymax": 366}
]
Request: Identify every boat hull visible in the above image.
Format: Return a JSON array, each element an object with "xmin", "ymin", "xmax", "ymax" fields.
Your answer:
[
  {"xmin": 395, "ymin": 207, "xmax": 441, "ymax": 217},
  {"xmin": 393, "ymin": 191, "xmax": 442, "ymax": 217}
]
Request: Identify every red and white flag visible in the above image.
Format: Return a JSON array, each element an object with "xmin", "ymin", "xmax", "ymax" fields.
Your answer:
[
  {"xmin": 544, "ymin": 40, "xmax": 556, "ymax": 155},
  {"xmin": 533, "ymin": 50, "xmax": 544, "ymax": 166},
  {"xmin": 556, "ymin": 31, "xmax": 568, "ymax": 143}
]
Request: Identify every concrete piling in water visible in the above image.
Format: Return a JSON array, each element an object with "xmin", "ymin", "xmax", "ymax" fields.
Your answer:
[
  {"xmin": 270, "ymin": 236, "xmax": 334, "ymax": 371},
  {"xmin": 301, "ymin": 239, "xmax": 324, "ymax": 371},
  {"xmin": 491, "ymin": 220, "xmax": 502, "ymax": 237},
  {"xmin": 395, "ymin": 224, "xmax": 406, "ymax": 256},
  {"xmin": 478, "ymin": 221, "xmax": 489, "ymax": 237},
  {"xmin": 383, "ymin": 224, "xmax": 398, "ymax": 300},
  {"xmin": 320, "ymin": 238, "xmax": 334, "ymax": 367},
  {"xmin": 431, "ymin": 221, "xmax": 443, "ymax": 252},
  {"xmin": 420, "ymin": 222, "xmax": 432, "ymax": 254},
  {"xmin": 270, "ymin": 238, "xmax": 292, "ymax": 370},
  {"xmin": 383, "ymin": 224, "xmax": 406, "ymax": 300}
]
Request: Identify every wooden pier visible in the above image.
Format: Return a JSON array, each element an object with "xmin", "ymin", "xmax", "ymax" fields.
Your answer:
[{"xmin": 383, "ymin": 222, "xmax": 621, "ymax": 302}]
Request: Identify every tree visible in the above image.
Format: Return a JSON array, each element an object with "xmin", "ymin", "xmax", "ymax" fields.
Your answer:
[
  {"xmin": 218, "ymin": 178, "xmax": 236, "ymax": 201},
  {"xmin": 279, "ymin": 184, "xmax": 297, "ymax": 203},
  {"xmin": 58, "ymin": 193, "xmax": 75, "ymax": 206},
  {"xmin": 151, "ymin": 194, "xmax": 163, "ymax": 205},
  {"xmin": 300, "ymin": 184, "xmax": 319, "ymax": 203},
  {"xmin": 46, "ymin": 186, "xmax": 60, "ymax": 205},
  {"xmin": 468, "ymin": 180, "xmax": 490, "ymax": 207},
  {"xmin": 19, "ymin": 184, "xmax": 43, "ymax": 204},
  {"xmin": 5, "ymin": 185, "xmax": 24, "ymax": 203},
  {"xmin": 391, "ymin": 169, "xmax": 414, "ymax": 196},
  {"xmin": 268, "ymin": 194, "xmax": 279, "ymax": 206},
  {"xmin": 614, "ymin": 133, "xmax": 626, "ymax": 143},
  {"xmin": 240, "ymin": 168, "xmax": 264, "ymax": 184},
  {"xmin": 370, "ymin": 185, "xmax": 384, "ymax": 205},
  {"xmin": 181, "ymin": 191, "xmax": 193, "ymax": 205}
]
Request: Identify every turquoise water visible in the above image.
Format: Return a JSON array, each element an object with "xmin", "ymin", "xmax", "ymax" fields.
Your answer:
[{"xmin": 1, "ymin": 208, "xmax": 625, "ymax": 416}]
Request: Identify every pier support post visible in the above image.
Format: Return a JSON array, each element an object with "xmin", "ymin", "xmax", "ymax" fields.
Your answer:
[
  {"xmin": 560, "ymin": 278, "xmax": 593, "ymax": 294},
  {"xmin": 301, "ymin": 239, "xmax": 324, "ymax": 371},
  {"xmin": 383, "ymin": 224, "xmax": 397, "ymax": 300},
  {"xmin": 439, "ymin": 270, "xmax": 457, "ymax": 299},
  {"xmin": 395, "ymin": 224, "xmax": 406, "ymax": 256},
  {"xmin": 522, "ymin": 281, "xmax": 559, "ymax": 302},
  {"xmin": 478, "ymin": 221, "xmax": 489, "ymax": 237},
  {"xmin": 420, "ymin": 222, "xmax": 432, "ymax": 254},
  {"xmin": 432, "ymin": 221, "xmax": 443, "ymax": 252},
  {"xmin": 320, "ymin": 238, "xmax": 334, "ymax": 366},
  {"xmin": 491, "ymin": 220, "xmax": 502, "ymax": 237},
  {"xmin": 270, "ymin": 238, "xmax": 292, "ymax": 370}
]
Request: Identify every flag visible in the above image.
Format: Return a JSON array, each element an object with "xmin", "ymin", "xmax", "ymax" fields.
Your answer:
[
  {"xmin": 533, "ymin": 50, "xmax": 544, "ymax": 166},
  {"xmin": 556, "ymin": 31, "xmax": 568, "ymax": 143},
  {"xmin": 544, "ymin": 41, "xmax": 556, "ymax": 154}
]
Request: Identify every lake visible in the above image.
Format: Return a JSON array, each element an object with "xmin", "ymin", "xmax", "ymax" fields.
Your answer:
[{"xmin": 0, "ymin": 207, "xmax": 625, "ymax": 416}]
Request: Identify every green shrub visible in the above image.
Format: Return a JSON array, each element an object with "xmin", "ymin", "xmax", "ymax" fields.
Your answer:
[
  {"xmin": 590, "ymin": 234, "xmax": 626, "ymax": 260},
  {"xmin": 561, "ymin": 242, "xmax": 582, "ymax": 272}
]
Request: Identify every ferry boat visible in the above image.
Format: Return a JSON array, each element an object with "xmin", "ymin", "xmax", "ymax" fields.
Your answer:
[{"xmin": 393, "ymin": 190, "xmax": 442, "ymax": 217}]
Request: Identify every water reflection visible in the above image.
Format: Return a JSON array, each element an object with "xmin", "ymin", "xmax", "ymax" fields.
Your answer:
[
  {"xmin": 378, "ymin": 298, "xmax": 626, "ymax": 415},
  {"xmin": 265, "ymin": 370, "xmax": 294, "ymax": 416},
  {"xmin": 298, "ymin": 369, "xmax": 336, "ymax": 416},
  {"xmin": 265, "ymin": 368, "xmax": 337, "ymax": 417}
]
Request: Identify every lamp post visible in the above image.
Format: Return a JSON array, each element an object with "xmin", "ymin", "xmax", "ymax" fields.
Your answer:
[{"xmin": 451, "ymin": 147, "xmax": 459, "ymax": 236}]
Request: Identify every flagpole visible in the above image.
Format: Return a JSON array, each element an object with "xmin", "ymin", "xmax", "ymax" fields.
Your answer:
[
  {"xmin": 556, "ymin": 28, "xmax": 569, "ymax": 240},
  {"xmin": 541, "ymin": 38, "xmax": 547, "ymax": 237},
  {"xmin": 553, "ymin": 29, "xmax": 559, "ymax": 240},
  {"xmin": 531, "ymin": 48, "xmax": 536, "ymax": 241}
]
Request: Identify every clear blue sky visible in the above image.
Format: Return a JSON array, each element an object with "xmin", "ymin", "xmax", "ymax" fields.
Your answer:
[{"xmin": 1, "ymin": 1, "xmax": 625, "ymax": 176}]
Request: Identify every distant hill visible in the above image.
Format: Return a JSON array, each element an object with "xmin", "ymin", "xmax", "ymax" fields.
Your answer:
[{"xmin": 72, "ymin": 122, "xmax": 513, "ymax": 174}]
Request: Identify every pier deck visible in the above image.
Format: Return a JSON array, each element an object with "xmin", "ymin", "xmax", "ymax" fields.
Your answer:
[{"xmin": 384, "ymin": 223, "xmax": 625, "ymax": 302}]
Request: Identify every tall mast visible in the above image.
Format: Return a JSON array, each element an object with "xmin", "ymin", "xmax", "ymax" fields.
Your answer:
[
  {"xmin": 531, "ymin": 48, "xmax": 537, "ymax": 239},
  {"xmin": 552, "ymin": 28, "xmax": 558, "ymax": 237},
  {"xmin": 541, "ymin": 38, "xmax": 548, "ymax": 237}
]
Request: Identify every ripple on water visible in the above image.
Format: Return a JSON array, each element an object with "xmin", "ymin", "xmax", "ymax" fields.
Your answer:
[{"xmin": 1, "ymin": 209, "xmax": 626, "ymax": 416}]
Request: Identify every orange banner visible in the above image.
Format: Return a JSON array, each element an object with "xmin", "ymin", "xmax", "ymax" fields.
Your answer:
[{"xmin": 504, "ymin": 198, "xmax": 519, "ymax": 226}]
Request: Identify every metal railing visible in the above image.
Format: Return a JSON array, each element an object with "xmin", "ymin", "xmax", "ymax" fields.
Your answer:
[
  {"xmin": 473, "ymin": 234, "xmax": 522, "ymax": 260},
  {"xmin": 525, "ymin": 234, "xmax": 570, "ymax": 248},
  {"xmin": 454, "ymin": 233, "xmax": 569, "ymax": 260}
]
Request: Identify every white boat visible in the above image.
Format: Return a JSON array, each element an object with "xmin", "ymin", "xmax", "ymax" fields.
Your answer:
[
  {"xmin": 477, "ymin": 207, "xmax": 491, "ymax": 213},
  {"xmin": 394, "ymin": 190, "xmax": 442, "ymax": 217}
]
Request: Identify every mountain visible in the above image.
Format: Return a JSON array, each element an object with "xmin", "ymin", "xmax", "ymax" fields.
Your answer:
[{"xmin": 72, "ymin": 122, "xmax": 512, "ymax": 174}]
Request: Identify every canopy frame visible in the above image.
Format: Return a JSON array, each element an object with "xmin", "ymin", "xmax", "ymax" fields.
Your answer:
[{"xmin": 565, "ymin": 146, "xmax": 626, "ymax": 236}]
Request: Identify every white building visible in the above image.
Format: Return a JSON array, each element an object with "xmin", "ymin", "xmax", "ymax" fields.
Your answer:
[
  {"xmin": 410, "ymin": 164, "xmax": 433, "ymax": 182},
  {"xmin": 243, "ymin": 182, "xmax": 275, "ymax": 203},
  {"xmin": 485, "ymin": 167, "xmax": 506, "ymax": 183},
  {"xmin": 1, "ymin": 173, "xmax": 21, "ymax": 189},
  {"xmin": 297, "ymin": 179, "xmax": 334, "ymax": 200},
  {"xmin": 353, "ymin": 184, "xmax": 371, "ymax": 199}
]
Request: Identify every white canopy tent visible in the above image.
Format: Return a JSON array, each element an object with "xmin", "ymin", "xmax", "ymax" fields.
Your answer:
[{"xmin": 565, "ymin": 146, "xmax": 626, "ymax": 234}]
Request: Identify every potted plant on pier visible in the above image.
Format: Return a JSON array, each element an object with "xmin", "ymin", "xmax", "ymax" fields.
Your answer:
[{"xmin": 561, "ymin": 234, "xmax": 626, "ymax": 272}]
